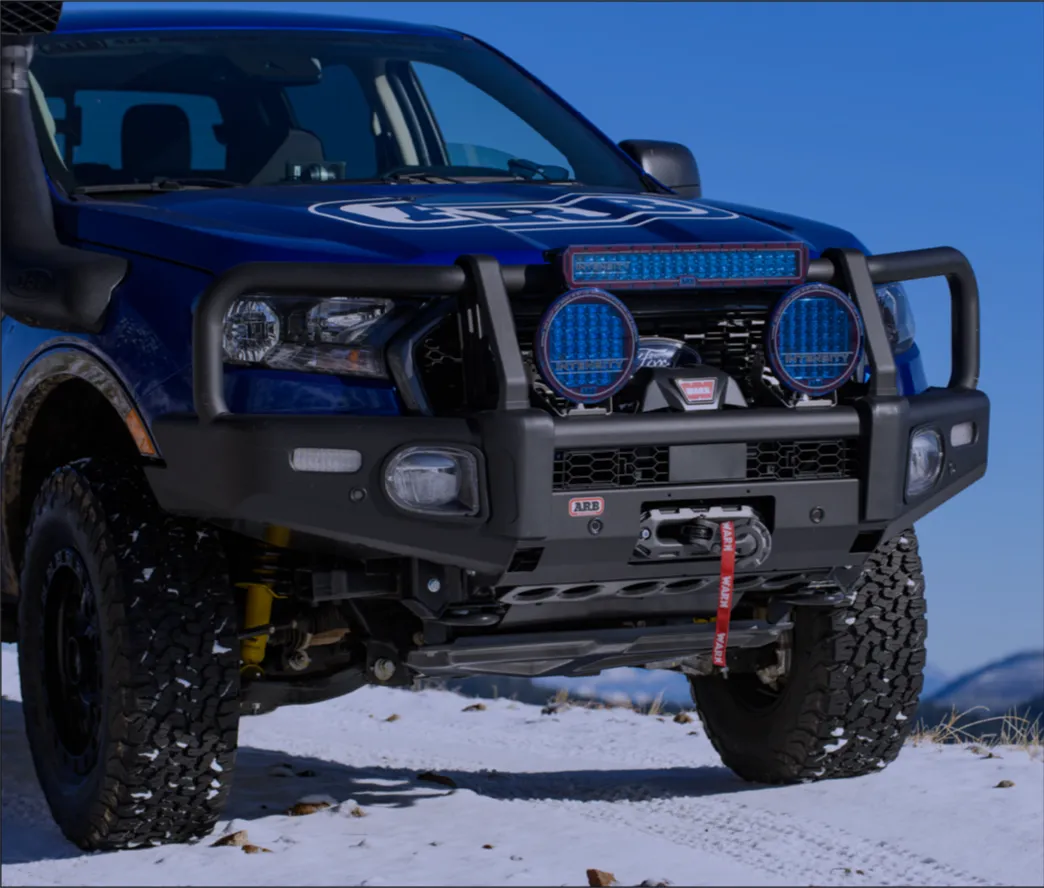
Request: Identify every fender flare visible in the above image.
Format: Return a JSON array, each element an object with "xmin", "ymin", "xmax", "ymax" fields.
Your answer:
[{"xmin": 1, "ymin": 342, "xmax": 158, "ymax": 599}]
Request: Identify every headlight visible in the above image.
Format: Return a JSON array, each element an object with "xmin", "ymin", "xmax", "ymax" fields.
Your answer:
[
  {"xmin": 875, "ymin": 283, "xmax": 916, "ymax": 353},
  {"xmin": 222, "ymin": 295, "xmax": 405, "ymax": 377}
]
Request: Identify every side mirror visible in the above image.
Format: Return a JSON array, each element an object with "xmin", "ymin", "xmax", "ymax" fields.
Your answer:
[{"xmin": 618, "ymin": 139, "xmax": 701, "ymax": 199}]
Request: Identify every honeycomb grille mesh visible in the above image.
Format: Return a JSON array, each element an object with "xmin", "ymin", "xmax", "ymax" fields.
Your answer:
[
  {"xmin": 552, "ymin": 439, "xmax": 858, "ymax": 490},
  {"xmin": 552, "ymin": 447, "xmax": 670, "ymax": 491},
  {"xmin": 746, "ymin": 439, "xmax": 859, "ymax": 481},
  {"xmin": 1, "ymin": 2, "xmax": 62, "ymax": 35}
]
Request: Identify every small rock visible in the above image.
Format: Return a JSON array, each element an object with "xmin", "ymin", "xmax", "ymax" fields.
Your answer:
[
  {"xmin": 483, "ymin": 843, "xmax": 494, "ymax": 849},
  {"xmin": 673, "ymin": 712, "xmax": 693, "ymax": 724},
  {"xmin": 242, "ymin": 844, "xmax": 271, "ymax": 854},
  {"xmin": 638, "ymin": 880, "xmax": 673, "ymax": 887},
  {"xmin": 349, "ymin": 805, "xmax": 367, "ymax": 818},
  {"xmin": 587, "ymin": 868, "xmax": 617, "ymax": 887},
  {"xmin": 211, "ymin": 830, "xmax": 249, "ymax": 848},
  {"xmin": 385, "ymin": 713, "xmax": 400, "ymax": 723},
  {"xmin": 510, "ymin": 855, "xmax": 523, "ymax": 861},
  {"xmin": 417, "ymin": 770, "xmax": 457, "ymax": 789},
  {"xmin": 995, "ymin": 780, "xmax": 1015, "ymax": 788},
  {"xmin": 463, "ymin": 702, "xmax": 487, "ymax": 712},
  {"xmin": 687, "ymin": 731, "xmax": 700, "ymax": 736},
  {"xmin": 287, "ymin": 801, "xmax": 331, "ymax": 816}
]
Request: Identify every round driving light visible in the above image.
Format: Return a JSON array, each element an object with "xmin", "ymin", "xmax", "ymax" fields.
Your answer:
[
  {"xmin": 906, "ymin": 428, "xmax": 944, "ymax": 498},
  {"xmin": 384, "ymin": 446, "xmax": 480, "ymax": 517},
  {"xmin": 223, "ymin": 299, "xmax": 280, "ymax": 364},
  {"xmin": 767, "ymin": 283, "xmax": 864, "ymax": 396},
  {"xmin": 534, "ymin": 288, "xmax": 639, "ymax": 405}
]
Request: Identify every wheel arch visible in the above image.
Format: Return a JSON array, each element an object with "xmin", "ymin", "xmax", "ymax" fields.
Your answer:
[{"xmin": 1, "ymin": 345, "xmax": 159, "ymax": 603}]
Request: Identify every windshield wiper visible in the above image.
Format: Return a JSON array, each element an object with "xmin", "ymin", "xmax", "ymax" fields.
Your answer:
[
  {"xmin": 507, "ymin": 157, "xmax": 573, "ymax": 182},
  {"xmin": 73, "ymin": 177, "xmax": 242, "ymax": 196},
  {"xmin": 381, "ymin": 171, "xmax": 472, "ymax": 185}
]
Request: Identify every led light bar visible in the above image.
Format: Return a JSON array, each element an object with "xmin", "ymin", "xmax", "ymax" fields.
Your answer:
[{"xmin": 563, "ymin": 242, "xmax": 808, "ymax": 290}]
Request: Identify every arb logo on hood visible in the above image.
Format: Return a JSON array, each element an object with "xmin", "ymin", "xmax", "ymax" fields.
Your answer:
[{"xmin": 308, "ymin": 193, "xmax": 739, "ymax": 232}]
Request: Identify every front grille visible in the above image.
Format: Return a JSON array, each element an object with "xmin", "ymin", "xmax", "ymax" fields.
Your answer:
[
  {"xmin": 552, "ymin": 439, "xmax": 858, "ymax": 491},
  {"xmin": 417, "ymin": 316, "xmax": 468, "ymax": 415},
  {"xmin": 746, "ymin": 439, "xmax": 859, "ymax": 481},
  {"xmin": 552, "ymin": 447, "xmax": 670, "ymax": 491},
  {"xmin": 413, "ymin": 300, "xmax": 775, "ymax": 415}
]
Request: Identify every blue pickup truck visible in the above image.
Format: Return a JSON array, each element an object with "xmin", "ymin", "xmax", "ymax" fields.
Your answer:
[{"xmin": 1, "ymin": 1, "xmax": 989, "ymax": 851}]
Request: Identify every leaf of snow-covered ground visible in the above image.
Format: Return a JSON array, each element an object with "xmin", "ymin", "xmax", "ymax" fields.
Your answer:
[{"xmin": 2, "ymin": 644, "xmax": 1042, "ymax": 887}]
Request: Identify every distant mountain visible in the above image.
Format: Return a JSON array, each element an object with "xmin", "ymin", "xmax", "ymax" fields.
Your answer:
[
  {"xmin": 428, "ymin": 652, "xmax": 1044, "ymax": 735},
  {"xmin": 921, "ymin": 664, "xmax": 951, "ymax": 699},
  {"xmin": 925, "ymin": 650, "xmax": 1044, "ymax": 713}
]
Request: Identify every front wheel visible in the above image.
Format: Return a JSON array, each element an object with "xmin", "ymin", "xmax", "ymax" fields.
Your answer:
[
  {"xmin": 690, "ymin": 529, "xmax": 927, "ymax": 783},
  {"xmin": 18, "ymin": 459, "xmax": 240, "ymax": 850}
]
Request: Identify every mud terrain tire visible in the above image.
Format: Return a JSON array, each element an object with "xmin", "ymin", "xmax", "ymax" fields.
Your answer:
[
  {"xmin": 690, "ymin": 528, "xmax": 927, "ymax": 783},
  {"xmin": 18, "ymin": 458, "xmax": 239, "ymax": 850}
]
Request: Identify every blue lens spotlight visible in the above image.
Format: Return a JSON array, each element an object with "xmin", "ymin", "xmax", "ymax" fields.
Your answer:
[
  {"xmin": 767, "ymin": 283, "xmax": 864, "ymax": 396},
  {"xmin": 534, "ymin": 288, "xmax": 639, "ymax": 405}
]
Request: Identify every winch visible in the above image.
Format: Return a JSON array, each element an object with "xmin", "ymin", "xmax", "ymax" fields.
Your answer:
[{"xmin": 632, "ymin": 505, "xmax": 772, "ymax": 568}]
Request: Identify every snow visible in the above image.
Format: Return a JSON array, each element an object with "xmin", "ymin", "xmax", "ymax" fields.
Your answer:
[{"xmin": 2, "ymin": 643, "xmax": 1042, "ymax": 887}]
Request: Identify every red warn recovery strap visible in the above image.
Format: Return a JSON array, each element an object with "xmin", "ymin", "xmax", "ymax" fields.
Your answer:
[{"xmin": 712, "ymin": 520, "xmax": 736, "ymax": 669}]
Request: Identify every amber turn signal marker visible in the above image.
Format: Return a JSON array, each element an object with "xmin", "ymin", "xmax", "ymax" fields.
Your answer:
[{"xmin": 124, "ymin": 408, "xmax": 157, "ymax": 456}]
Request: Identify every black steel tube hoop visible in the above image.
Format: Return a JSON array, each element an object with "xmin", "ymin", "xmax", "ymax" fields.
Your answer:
[
  {"xmin": 866, "ymin": 247, "xmax": 980, "ymax": 391},
  {"xmin": 193, "ymin": 246, "xmax": 980, "ymax": 421},
  {"xmin": 807, "ymin": 246, "xmax": 980, "ymax": 392}
]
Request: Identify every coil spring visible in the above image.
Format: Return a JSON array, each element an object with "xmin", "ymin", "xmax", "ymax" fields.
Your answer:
[{"xmin": 247, "ymin": 536, "xmax": 295, "ymax": 591}]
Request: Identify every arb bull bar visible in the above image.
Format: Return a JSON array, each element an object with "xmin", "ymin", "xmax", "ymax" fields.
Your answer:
[{"xmin": 146, "ymin": 246, "xmax": 988, "ymax": 602}]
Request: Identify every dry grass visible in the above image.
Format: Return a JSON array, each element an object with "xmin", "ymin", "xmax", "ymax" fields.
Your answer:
[{"xmin": 907, "ymin": 705, "xmax": 1043, "ymax": 757}]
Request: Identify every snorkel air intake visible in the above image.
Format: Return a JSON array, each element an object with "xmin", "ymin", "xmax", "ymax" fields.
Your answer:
[{"xmin": 1, "ymin": 1, "xmax": 125, "ymax": 332}]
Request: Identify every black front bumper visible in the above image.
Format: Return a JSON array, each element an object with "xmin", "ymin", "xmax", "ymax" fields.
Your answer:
[{"xmin": 146, "ymin": 247, "xmax": 988, "ymax": 587}]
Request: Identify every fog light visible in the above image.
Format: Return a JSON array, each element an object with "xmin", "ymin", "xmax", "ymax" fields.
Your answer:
[
  {"xmin": 384, "ymin": 447, "xmax": 480, "ymax": 516},
  {"xmin": 950, "ymin": 421, "xmax": 976, "ymax": 448},
  {"xmin": 290, "ymin": 448, "xmax": 362, "ymax": 474},
  {"xmin": 906, "ymin": 428, "xmax": 944, "ymax": 498}
]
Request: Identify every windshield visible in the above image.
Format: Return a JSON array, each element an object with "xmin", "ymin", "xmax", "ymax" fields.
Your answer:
[{"xmin": 29, "ymin": 29, "xmax": 650, "ymax": 193}]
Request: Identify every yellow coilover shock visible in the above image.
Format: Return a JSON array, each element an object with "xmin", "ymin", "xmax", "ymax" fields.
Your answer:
[{"xmin": 239, "ymin": 525, "xmax": 291, "ymax": 678}]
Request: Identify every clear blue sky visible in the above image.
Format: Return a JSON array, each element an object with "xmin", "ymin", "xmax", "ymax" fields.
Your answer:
[{"xmin": 73, "ymin": 1, "xmax": 1044, "ymax": 676}]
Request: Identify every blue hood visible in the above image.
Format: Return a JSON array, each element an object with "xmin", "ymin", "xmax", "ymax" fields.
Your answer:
[{"xmin": 67, "ymin": 183, "xmax": 867, "ymax": 274}]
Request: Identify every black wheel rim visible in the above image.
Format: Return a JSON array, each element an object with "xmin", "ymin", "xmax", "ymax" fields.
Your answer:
[{"xmin": 42, "ymin": 548, "xmax": 102, "ymax": 777}]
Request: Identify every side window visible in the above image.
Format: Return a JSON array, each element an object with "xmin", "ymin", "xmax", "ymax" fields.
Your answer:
[
  {"xmin": 284, "ymin": 64, "xmax": 377, "ymax": 179},
  {"xmin": 73, "ymin": 90, "xmax": 226, "ymax": 170},
  {"xmin": 411, "ymin": 62, "xmax": 573, "ymax": 176}
]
